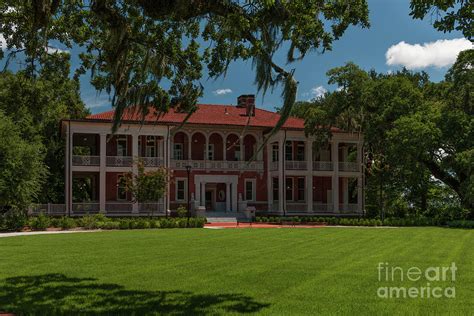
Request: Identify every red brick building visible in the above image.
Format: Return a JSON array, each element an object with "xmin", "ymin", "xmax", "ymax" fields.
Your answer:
[{"xmin": 61, "ymin": 95, "xmax": 364, "ymax": 216}]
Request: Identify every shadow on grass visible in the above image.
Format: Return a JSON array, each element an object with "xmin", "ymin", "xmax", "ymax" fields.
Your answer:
[{"xmin": 0, "ymin": 273, "xmax": 270, "ymax": 315}]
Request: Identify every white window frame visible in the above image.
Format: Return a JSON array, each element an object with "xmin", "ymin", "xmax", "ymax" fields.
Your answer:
[
  {"xmin": 175, "ymin": 178, "xmax": 188, "ymax": 202},
  {"xmin": 296, "ymin": 143, "xmax": 305, "ymax": 161},
  {"xmin": 272, "ymin": 144, "xmax": 279, "ymax": 162},
  {"xmin": 285, "ymin": 141, "xmax": 293, "ymax": 161},
  {"xmin": 174, "ymin": 143, "xmax": 183, "ymax": 160},
  {"xmin": 297, "ymin": 177, "xmax": 305, "ymax": 201},
  {"xmin": 286, "ymin": 177, "xmax": 294, "ymax": 202},
  {"xmin": 244, "ymin": 179, "xmax": 256, "ymax": 202},
  {"xmin": 272, "ymin": 177, "xmax": 279, "ymax": 201},
  {"xmin": 208, "ymin": 144, "xmax": 215, "ymax": 160},
  {"xmin": 145, "ymin": 136, "xmax": 156, "ymax": 157},
  {"xmin": 117, "ymin": 175, "xmax": 127, "ymax": 201},
  {"xmin": 117, "ymin": 135, "xmax": 128, "ymax": 157},
  {"xmin": 234, "ymin": 143, "xmax": 241, "ymax": 161}
]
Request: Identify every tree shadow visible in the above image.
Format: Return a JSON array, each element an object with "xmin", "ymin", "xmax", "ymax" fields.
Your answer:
[{"xmin": 0, "ymin": 273, "xmax": 270, "ymax": 315}]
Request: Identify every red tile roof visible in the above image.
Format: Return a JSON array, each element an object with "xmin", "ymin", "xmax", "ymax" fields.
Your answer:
[{"xmin": 86, "ymin": 104, "xmax": 308, "ymax": 130}]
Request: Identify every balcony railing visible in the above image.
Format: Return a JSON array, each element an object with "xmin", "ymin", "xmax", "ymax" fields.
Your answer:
[
  {"xmin": 313, "ymin": 161, "xmax": 333, "ymax": 171},
  {"xmin": 285, "ymin": 160, "xmax": 307, "ymax": 170},
  {"xmin": 270, "ymin": 161, "xmax": 278, "ymax": 171},
  {"xmin": 140, "ymin": 157, "xmax": 164, "ymax": 167},
  {"xmin": 171, "ymin": 159, "xmax": 264, "ymax": 171},
  {"xmin": 72, "ymin": 202, "xmax": 100, "ymax": 214},
  {"xmin": 30, "ymin": 204, "xmax": 67, "ymax": 215},
  {"xmin": 338, "ymin": 162, "xmax": 359, "ymax": 172},
  {"xmin": 138, "ymin": 202, "xmax": 165, "ymax": 215},
  {"xmin": 72, "ymin": 155, "xmax": 100, "ymax": 166},
  {"xmin": 339, "ymin": 203, "xmax": 360, "ymax": 213},
  {"xmin": 313, "ymin": 203, "xmax": 334, "ymax": 213},
  {"xmin": 286, "ymin": 203, "xmax": 308, "ymax": 212},
  {"xmin": 106, "ymin": 156, "xmax": 133, "ymax": 167},
  {"xmin": 105, "ymin": 202, "xmax": 133, "ymax": 215}
]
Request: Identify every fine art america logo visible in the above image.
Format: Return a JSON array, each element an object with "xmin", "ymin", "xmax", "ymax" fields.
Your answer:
[{"xmin": 377, "ymin": 262, "xmax": 457, "ymax": 299}]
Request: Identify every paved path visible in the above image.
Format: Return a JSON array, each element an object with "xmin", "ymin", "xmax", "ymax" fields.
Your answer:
[{"xmin": 0, "ymin": 230, "xmax": 102, "ymax": 238}]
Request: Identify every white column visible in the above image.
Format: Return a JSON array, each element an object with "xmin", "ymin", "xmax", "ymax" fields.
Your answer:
[
  {"xmin": 201, "ymin": 182, "xmax": 206, "ymax": 206},
  {"xmin": 65, "ymin": 129, "xmax": 70, "ymax": 214},
  {"xmin": 205, "ymin": 133, "xmax": 209, "ymax": 161},
  {"xmin": 99, "ymin": 133, "xmax": 107, "ymax": 212},
  {"xmin": 266, "ymin": 143, "xmax": 272, "ymax": 212},
  {"xmin": 278, "ymin": 137, "xmax": 284, "ymax": 213},
  {"xmin": 187, "ymin": 133, "xmax": 192, "ymax": 160},
  {"xmin": 332, "ymin": 141, "xmax": 339, "ymax": 212},
  {"xmin": 357, "ymin": 142, "xmax": 363, "ymax": 172},
  {"xmin": 306, "ymin": 139, "xmax": 313, "ymax": 213},
  {"xmin": 132, "ymin": 133, "xmax": 139, "ymax": 213},
  {"xmin": 226, "ymin": 182, "xmax": 231, "ymax": 211}
]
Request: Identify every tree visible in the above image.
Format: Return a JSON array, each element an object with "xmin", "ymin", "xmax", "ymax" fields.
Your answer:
[
  {"xmin": 1, "ymin": 0, "xmax": 370, "ymax": 137},
  {"xmin": 0, "ymin": 54, "xmax": 89, "ymax": 203},
  {"xmin": 409, "ymin": 0, "xmax": 473, "ymax": 39},
  {"xmin": 0, "ymin": 111, "xmax": 47, "ymax": 214},
  {"xmin": 302, "ymin": 52, "xmax": 473, "ymax": 216},
  {"xmin": 121, "ymin": 159, "xmax": 168, "ymax": 216}
]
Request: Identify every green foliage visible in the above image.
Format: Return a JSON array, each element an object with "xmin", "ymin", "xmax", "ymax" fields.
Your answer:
[
  {"xmin": 1, "ymin": 1, "xmax": 369, "ymax": 136},
  {"xmin": 409, "ymin": 0, "xmax": 473, "ymax": 39},
  {"xmin": 0, "ymin": 111, "xmax": 47, "ymax": 213},
  {"xmin": 176, "ymin": 205, "xmax": 187, "ymax": 218},
  {"xmin": 2, "ymin": 210, "xmax": 28, "ymax": 232},
  {"xmin": 121, "ymin": 159, "xmax": 168, "ymax": 213},
  {"xmin": 446, "ymin": 220, "xmax": 474, "ymax": 229},
  {"xmin": 30, "ymin": 213, "xmax": 51, "ymax": 231},
  {"xmin": 0, "ymin": 66, "xmax": 88, "ymax": 205},
  {"xmin": 303, "ymin": 51, "xmax": 474, "ymax": 217},
  {"xmin": 59, "ymin": 217, "xmax": 77, "ymax": 230}
]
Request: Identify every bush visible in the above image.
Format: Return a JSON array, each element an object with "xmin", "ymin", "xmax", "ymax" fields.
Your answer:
[
  {"xmin": 59, "ymin": 217, "xmax": 77, "ymax": 230},
  {"xmin": 3, "ymin": 210, "xmax": 28, "ymax": 231},
  {"xmin": 79, "ymin": 215, "xmax": 98, "ymax": 230},
  {"xmin": 30, "ymin": 213, "xmax": 51, "ymax": 231},
  {"xmin": 103, "ymin": 221, "xmax": 120, "ymax": 230},
  {"xmin": 446, "ymin": 220, "xmax": 474, "ymax": 229},
  {"xmin": 176, "ymin": 205, "xmax": 188, "ymax": 218}
]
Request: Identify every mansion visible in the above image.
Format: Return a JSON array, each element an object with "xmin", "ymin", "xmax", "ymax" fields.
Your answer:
[{"xmin": 57, "ymin": 95, "xmax": 364, "ymax": 216}]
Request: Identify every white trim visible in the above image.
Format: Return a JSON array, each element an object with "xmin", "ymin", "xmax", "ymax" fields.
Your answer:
[
  {"xmin": 145, "ymin": 135, "xmax": 157, "ymax": 157},
  {"xmin": 286, "ymin": 177, "xmax": 294, "ymax": 202},
  {"xmin": 208, "ymin": 143, "xmax": 215, "ymax": 160},
  {"xmin": 244, "ymin": 178, "xmax": 257, "ymax": 202},
  {"xmin": 117, "ymin": 135, "xmax": 128, "ymax": 156},
  {"xmin": 173, "ymin": 143, "xmax": 183, "ymax": 160},
  {"xmin": 296, "ymin": 176, "xmax": 305, "ymax": 202},
  {"xmin": 175, "ymin": 177, "xmax": 188, "ymax": 202},
  {"xmin": 117, "ymin": 175, "xmax": 127, "ymax": 201}
]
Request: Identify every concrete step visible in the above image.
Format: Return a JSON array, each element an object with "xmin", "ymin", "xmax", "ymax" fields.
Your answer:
[{"xmin": 205, "ymin": 212, "xmax": 245, "ymax": 223}]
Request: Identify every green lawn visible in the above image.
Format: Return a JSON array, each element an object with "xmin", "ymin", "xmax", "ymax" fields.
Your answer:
[{"xmin": 0, "ymin": 227, "xmax": 472, "ymax": 315}]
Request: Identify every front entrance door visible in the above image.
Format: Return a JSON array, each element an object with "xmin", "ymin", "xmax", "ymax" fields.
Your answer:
[{"xmin": 205, "ymin": 190, "xmax": 214, "ymax": 211}]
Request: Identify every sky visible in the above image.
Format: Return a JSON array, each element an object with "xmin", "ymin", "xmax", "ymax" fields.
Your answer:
[{"xmin": 2, "ymin": 0, "xmax": 472, "ymax": 114}]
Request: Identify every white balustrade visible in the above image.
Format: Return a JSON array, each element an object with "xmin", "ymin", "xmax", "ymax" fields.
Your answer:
[
  {"xmin": 106, "ymin": 156, "xmax": 133, "ymax": 167},
  {"xmin": 312, "ymin": 161, "xmax": 333, "ymax": 171},
  {"xmin": 72, "ymin": 155, "xmax": 100, "ymax": 166},
  {"xmin": 285, "ymin": 161, "xmax": 307, "ymax": 170},
  {"xmin": 171, "ymin": 159, "xmax": 264, "ymax": 171},
  {"xmin": 338, "ymin": 162, "xmax": 359, "ymax": 172}
]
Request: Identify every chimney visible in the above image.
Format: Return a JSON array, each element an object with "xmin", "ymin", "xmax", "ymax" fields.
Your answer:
[{"xmin": 237, "ymin": 94, "xmax": 255, "ymax": 117}]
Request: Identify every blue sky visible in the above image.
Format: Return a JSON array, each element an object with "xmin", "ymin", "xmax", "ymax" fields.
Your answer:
[{"xmin": 1, "ymin": 0, "xmax": 471, "ymax": 113}]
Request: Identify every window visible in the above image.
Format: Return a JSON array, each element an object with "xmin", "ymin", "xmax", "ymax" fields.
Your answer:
[
  {"xmin": 296, "ymin": 144, "xmax": 305, "ymax": 161},
  {"xmin": 272, "ymin": 177, "xmax": 279, "ymax": 201},
  {"xmin": 286, "ymin": 177, "xmax": 293, "ymax": 201},
  {"xmin": 285, "ymin": 141, "xmax": 293, "ymax": 161},
  {"xmin": 208, "ymin": 144, "xmax": 214, "ymax": 160},
  {"xmin": 297, "ymin": 177, "xmax": 305, "ymax": 201},
  {"xmin": 146, "ymin": 136, "xmax": 156, "ymax": 157},
  {"xmin": 117, "ymin": 175, "xmax": 127, "ymax": 201},
  {"xmin": 176, "ymin": 179, "xmax": 187, "ymax": 201},
  {"xmin": 272, "ymin": 144, "xmax": 279, "ymax": 162},
  {"xmin": 245, "ymin": 179, "xmax": 256, "ymax": 201},
  {"xmin": 117, "ymin": 135, "xmax": 128, "ymax": 156},
  {"xmin": 234, "ymin": 144, "xmax": 241, "ymax": 161},
  {"xmin": 174, "ymin": 143, "xmax": 183, "ymax": 160}
]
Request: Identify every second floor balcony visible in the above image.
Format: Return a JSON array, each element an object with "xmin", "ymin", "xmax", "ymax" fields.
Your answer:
[{"xmin": 71, "ymin": 133, "xmax": 164, "ymax": 168}]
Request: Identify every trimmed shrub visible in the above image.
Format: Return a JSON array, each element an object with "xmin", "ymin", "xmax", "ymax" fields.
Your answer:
[
  {"xmin": 62, "ymin": 217, "xmax": 77, "ymax": 229},
  {"xmin": 446, "ymin": 220, "xmax": 474, "ymax": 229},
  {"xmin": 30, "ymin": 213, "xmax": 51, "ymax": 231},
  {"xmin": 3, "ymin": 210, "xmax": 28, "ymax": 231}
]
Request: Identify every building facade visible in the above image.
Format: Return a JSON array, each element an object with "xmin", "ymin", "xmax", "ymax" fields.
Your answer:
[{"xmin": 59, "ymin": 95, "xmax": 364, "ymax": 216}]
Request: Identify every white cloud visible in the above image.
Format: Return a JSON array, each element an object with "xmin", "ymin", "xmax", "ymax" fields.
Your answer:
[
  {"xmin": 46, "ymin": 46, "xmax": 68, "ymax": 54},
  {"xmin": 386, "ymin": 38, "xmax": 472, "ymax": 70},
  {"xmin": 0, "ymin": 33, "xmax": 6, "ymax": 50},
  {"xmin": 303, "ymin": 85, "xmax": 327, "ymax": 100},
  {"xmin": 212, "ymin": 88, "xmax": 232, "ymax": 96}
]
